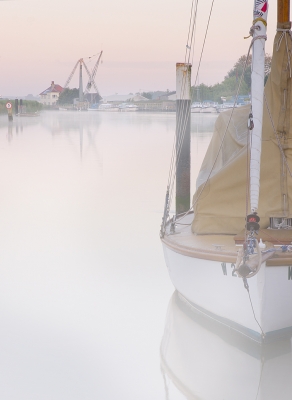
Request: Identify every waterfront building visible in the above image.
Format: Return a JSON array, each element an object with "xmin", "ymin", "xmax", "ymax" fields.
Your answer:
[{"xmin": 39, "ymin": 81, "xmax": 63, "ymax": 106}]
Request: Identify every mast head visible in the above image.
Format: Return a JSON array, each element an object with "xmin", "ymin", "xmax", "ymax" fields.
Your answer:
[{"xmin": 254, "ymin": 0, "xmax": 268, "ymax": 22}]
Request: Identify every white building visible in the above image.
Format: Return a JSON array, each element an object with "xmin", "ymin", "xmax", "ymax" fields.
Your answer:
[{"xmin": 39, "ymin": 81, "xmax": 63, "ymax": 106}]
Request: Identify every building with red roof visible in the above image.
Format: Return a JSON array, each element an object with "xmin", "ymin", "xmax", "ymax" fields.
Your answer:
[{"xmin": 39, "ymin": 81, "xmax": 63, "ymax": 106}]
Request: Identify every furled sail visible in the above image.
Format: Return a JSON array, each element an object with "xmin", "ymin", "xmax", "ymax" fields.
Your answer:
[
  {"xmin": 250, "ymin": 0, "xmax": 268, "ymax": 212},
  {"xmin": 192, "ymin": 22, "xmax": 292, "ymax": 235}
]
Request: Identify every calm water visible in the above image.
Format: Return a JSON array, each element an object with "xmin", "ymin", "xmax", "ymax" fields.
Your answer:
[{"xmin": 0, "ymin": 111, "xmax": 290, "ymax": 400}]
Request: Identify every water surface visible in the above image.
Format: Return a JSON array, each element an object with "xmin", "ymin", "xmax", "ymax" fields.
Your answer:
[{"xmin": 3, "ymin": 110, "xmax": 284, "ymax": 400}]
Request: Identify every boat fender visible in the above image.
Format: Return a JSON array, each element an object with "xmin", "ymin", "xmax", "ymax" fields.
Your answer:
[
  {"xmin": 259, "ymin": 238, "xmax": 266, "ymax": 249},
  {"xmin": 248, "ymin": 112, "xmax": 254, "ymax": 130}
]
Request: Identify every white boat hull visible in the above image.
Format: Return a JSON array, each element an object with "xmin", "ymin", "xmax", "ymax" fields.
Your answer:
[
  {"xmin": 119, "ymin": 108, "xmax": 138, "ymax": 112},
  {"xmin": 191, "ymin": 107, "xmax": 202, "ymax": 113},
  {"xmin": 161, "ymin": 292, "xmax": 292, "ymax": 400},
  {"xmin": 162, "ymin": 243, "xmax": 292, "ymax": 341},
  {"xmin": 93, "ymin": 108, "xmax": 119, "ymax": 112},
  {"xmin": 88, "ymin": 106, "xmax": 119, "ymax": 111}
]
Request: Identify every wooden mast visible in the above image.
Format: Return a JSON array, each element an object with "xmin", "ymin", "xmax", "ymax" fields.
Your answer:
[{"xmin": 278, "ymin": 0, "xmax": 290, "ymax": 23}]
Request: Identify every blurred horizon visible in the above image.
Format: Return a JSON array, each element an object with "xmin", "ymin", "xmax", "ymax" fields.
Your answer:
[{"xmin": 0, "ymin": 0, "xmax": 277, "ymax": 97}]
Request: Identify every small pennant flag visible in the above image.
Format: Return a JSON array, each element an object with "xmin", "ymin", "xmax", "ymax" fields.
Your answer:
[{"xmin": 261, "ymin": 2, "xmax": 267, "ymax": 12}]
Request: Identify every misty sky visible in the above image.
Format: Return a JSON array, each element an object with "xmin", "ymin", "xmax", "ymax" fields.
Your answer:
[{"xmin": 0, "ymin": 0, "xmax": 277, "ymax": 96}]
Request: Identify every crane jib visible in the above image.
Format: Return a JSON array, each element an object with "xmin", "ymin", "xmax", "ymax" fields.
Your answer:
[{"xmin": 63, "ymin": 52, "xmax": 103, "ymax": 95}]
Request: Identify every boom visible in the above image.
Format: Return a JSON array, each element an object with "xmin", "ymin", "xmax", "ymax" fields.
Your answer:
[
  {"xmin": 84, "ymin": 51, "xmax": 103, "ymax": 95},
  {"xmin": 63, "ymin": 59, "xmax": 80, "ymax": 89},
  {"xmin": 91, "ymin": 51, "xmax": 103, "ymax": 82},
  {"xmin": 63, "ymin": 51, "xmax": 103, "ymax": 98}
]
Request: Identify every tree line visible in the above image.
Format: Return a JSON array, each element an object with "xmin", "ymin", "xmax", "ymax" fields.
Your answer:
[
  {"xmin": 57, "ymin": 54, "xmax": 273, "ymax": 105},
  {"xmin": 58, "ymin": 88, "xmax": 102, "ymax": 105},
  {"xmin": 191, "ymin": 54, "xmax": 272, "ymax": 103}
]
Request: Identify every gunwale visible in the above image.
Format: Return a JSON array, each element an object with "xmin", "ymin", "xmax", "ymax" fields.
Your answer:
[{"xmin": 162, "ymin": 213, "xmax": 292, "ymax": 266}]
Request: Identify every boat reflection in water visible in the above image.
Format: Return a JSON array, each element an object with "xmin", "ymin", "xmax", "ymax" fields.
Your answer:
[{"xmin": 161, "ymin": 291, "xmax": 292, "ymax": 400}]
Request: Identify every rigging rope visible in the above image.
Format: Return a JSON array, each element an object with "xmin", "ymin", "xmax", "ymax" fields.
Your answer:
[
  {"xmin": 164, "ymin": 0, "xmax": 200, "ymax": 229},
  {"xmin": 166, "ymin": 33, "xmax": 266, "ymax": 231},
  {"xmin": 163, "ymin": 0, "xmax": 214, "ymax": 234},
  {"xmin": 161, "ymin": 368, "xmax": 170, "ymax": 400},
  {"xmin": 175, "ymin": 47, "xmax": 252, "ymax": 225},
  {"xmin": 185, "ymin": 0, "xmax": 196, "ymax": 61},
  {"xmin": 163, "ymin": 2, "xmax": 267, "ymax": 235},
  {"xmin": 178, "ymin": 292, "xmax": 261, "ymax": 343},
  {"xmin": 191, "ymin": 1, "xmax": 199, "ymax": 66},
  {"xmin": 264, "ymin": 28, "xmax": 292, "ymax": 225},
  {"xmin": 169, "ymin": 0, "xmax": 199, "ymax": 204},
  {"xmin": 167, "ymin": 0, "xmax": 204, "ymax": 191},
  {"xmin": 192, "ymin": 37, "xmax": 264, "ymax": 201},
  {"xmin": 245, "ymin": 115, "xmax": 252, "ymax": 242},
  {"xmin": 167, "ymin": 0, "xmax": 199, "ymax": 188},
  {"xmin": 245, "ymin": 280, "xmax": 265, "ymax": 337},
  {"xmin": 192, "ymin": 0, "xmax": 215, "ymax": 96},
  {"xmin": 255, "ymin": 357, "xmax": 265, "ymax": 400},
  {"xmin": 187, "ymin": 0, "xmax": 199, "ymax": 64},
  {"xmin": 263, "ymin": 28, "xmax": 292, "ymax": 181},
  {"xmin": 264, "ymin": 93, "xmax": 292, "ymax": 179},
  {"xmin": 276, "ymin": 29, "xmax": 292, "ymax": 77}
]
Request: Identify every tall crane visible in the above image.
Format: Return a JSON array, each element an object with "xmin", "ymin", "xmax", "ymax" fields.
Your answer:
[
  {"xmin": 84, "ymin": 51, "xmax": 103, "ymax": 95},
  {"xmin": 63, "ymin": 59, "xmax": 81, "ymax": 90},
  {"xmin": 63, "ymin": 52, "xmax": 103, "ymax": 103}
]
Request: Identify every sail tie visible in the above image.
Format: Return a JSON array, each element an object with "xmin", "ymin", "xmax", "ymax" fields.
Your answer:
[
  {"xmin": 249, "ymin": 34, "xmax": 267, "ymax": 46},
  {"xmin": 264, "ymin": 93, "xmax": 292, "ymax": 179},
  {"xmin": 276, "ymin": 29, "xmax": 292, "ymax": 78}
]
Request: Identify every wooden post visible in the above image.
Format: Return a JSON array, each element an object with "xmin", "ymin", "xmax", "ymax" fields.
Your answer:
[
  {"xmin": 15, "ymin": 99, "xmax": 19, "ymax": 115},
  {"xmin": 176, "ymin": 63, "xmax": 192, "ymax": 215},
  {"xmin": 8, "ymin": 108, "xmax": 13, "ymax": 121},
  {"xmin": 79, "ymin": 59, "xmax": 84, "ymax": 103},
  {"xmin": 6, "ymin": 102, "xmax": 13, "ymax": 121},
  {"xmin": 278, "ymin": 0, "xmax": 290, "ymax": 23}
]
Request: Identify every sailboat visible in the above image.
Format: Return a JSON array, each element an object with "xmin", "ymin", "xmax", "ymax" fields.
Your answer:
[
  {"xmin": 191, "ymin": 102, "xmax": 202, "ymax": 113},
  {"xmin": 160, "ymin": 0, "xmax": 292, "ymax": 342}
]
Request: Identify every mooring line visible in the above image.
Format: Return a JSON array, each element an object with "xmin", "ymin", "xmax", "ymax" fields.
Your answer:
[{"xmin": 245, "ymin": 283, "xmax": 265, "ymax": 338}]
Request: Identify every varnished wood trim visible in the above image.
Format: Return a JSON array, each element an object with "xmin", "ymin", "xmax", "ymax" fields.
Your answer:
[
  {"xmin": 278, "ymin": 0, "xmax": 290, "ymax": 23},
  {"xmin": 162, "ymin": 239, "xmax": 292, "ymax": 266},
  {"xmin": 267, "ymin": 258, "xmax": 292, "ymax": 266},
  {"xmin": 162, "ymin": 238, "xmax": 237, "ymax": 263}
]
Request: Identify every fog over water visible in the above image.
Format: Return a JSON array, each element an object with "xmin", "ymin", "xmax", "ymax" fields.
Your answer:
[{"xmin": 0, "ymin": 111, "xmax": 290, "ymax": 400}]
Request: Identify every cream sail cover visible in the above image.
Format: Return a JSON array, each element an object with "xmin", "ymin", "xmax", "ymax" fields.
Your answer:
[{"xmin": 192, "ymin": 25, "xmax": 292, "ymax": 235}]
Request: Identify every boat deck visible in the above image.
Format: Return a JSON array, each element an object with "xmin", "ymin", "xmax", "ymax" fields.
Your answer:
[{"xmin": 161, "ymin": 213, "xmax": 292, "ymax": 266}]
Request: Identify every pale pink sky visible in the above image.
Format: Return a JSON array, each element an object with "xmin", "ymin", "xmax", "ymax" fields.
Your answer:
[{"xmin": 0, "ymin": 0, "xmax": 277, "ymax": 96}]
